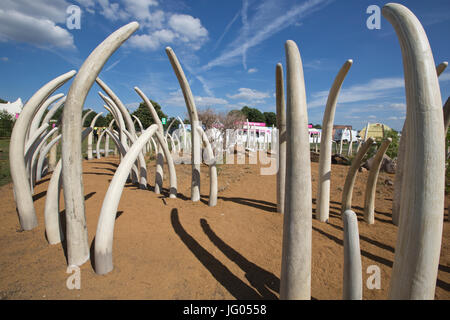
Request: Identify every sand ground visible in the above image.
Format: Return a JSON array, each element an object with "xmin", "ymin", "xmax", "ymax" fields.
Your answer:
[{"xmin": 0, "ymin": 154, "xmax": 448, "ymax": 300}]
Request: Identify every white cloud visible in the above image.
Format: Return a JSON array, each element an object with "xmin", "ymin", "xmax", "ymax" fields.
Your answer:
[
  {"xmin": 0, "ymin": 8, "xmax": 74, "ymax": 49},
  {"xmin": 308, "ymin": 77, "xmax": 405, "ymax": 108},
  {"xmin": 128, "ymin": 29, "xmax": 176, "ymax": 50},
  {"xmin": 0, "ymin": 57, "xmax": 8, "ymax": 62},
  {"xmin": 168, "ymin": 14, "xmax": 208, "ymax": 40},
  {"xmin": 368, "ymin": 115, "xmax": 377, "ymax": 119},
  {"xmin": 164, "ymin": 90, "xmax": 228, "ymax": 107},
  {"xmin": 248, "ymin": 68, "xmax": 258, "ymax": 74},
  {"xmin": 202, "ymin": 0, "xmax": 330, "ymax": 71},
  {"xmin": 227, "ymin": 88, "xmax": 270, "ymax": 102},
  {"xmin": 97, "ymin": 1, "xmax": 208, "ymax": 51}
]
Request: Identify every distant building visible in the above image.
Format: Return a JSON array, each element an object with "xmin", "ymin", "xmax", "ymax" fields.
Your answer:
[
  {"xmin": 0, "ymin": 98, "xmax": 23, "ymax": 118},
  {"xmin": 359, "ymin": 122, "xmax": 392, "ymax": 140},
  {"xmin": 332, "ymin": 125, "xmax": 352, "ymax": 138}
]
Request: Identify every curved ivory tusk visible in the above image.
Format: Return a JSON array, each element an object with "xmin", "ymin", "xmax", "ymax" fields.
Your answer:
[
  {"xmin": 444, "ymin": 97, "xmax": 450, "ymax": 133},
  {"xmin": 9, "ymin": 70, "xmax": 76, "ymax": 231},
  {"xmin": 104, "ymin": 119, "xmax": 115, "ymax": 157},
  {"xmin": 177, "ymin": 116, "xmax": 187, "ymax": 151},
  {"xmin": 101, "ymin": 95, "xmax": 140, "ymax": 184},
  {"xmin": 42, "ymin": 96, "xmax": 66, "ymax": 126},
  {"xmin": 134, "ymin": 87, "xmax": 168, "ymax": 193},
  {"xmin": 317, "ymin": 59, "xmax": 353, "ymax": 223},
  {"xmin": 96, "ymin": 130, "xmax": 107, "ymax": 159},
  {"xmin": 87, "ymin": 112, "xmax": 103, "ymax": 160},
  {"xmin": 81, "ymin": 109, "xmax": 94, "ymax": 127},
  {"xmin": 165, "ymin": 118, "xmax": 176, "ymax": 139},
  {"xmin": 196, "ymin": 126, "xmax": 217, "ymax": 207},
  {"xmin": 97, "ymin": 78, "xmax": 148, "ymax": 184},
  {"xmin": 363, "ymin": 138, "xmax": 392, "ymax": 224},
  {"xmin": 29, "ymin": 126, "xmax": 59, "ymax": 192},
  {"xmin": 132, "ymin": 115, "xmax": 144, "ymax": 132},
  {"xmin": 166, "ymin": 47, "xmax": 201, "ymax": 201},
  {"xmin": 24, "ymin": 124, "xmax": 50, "ymax": 177},
  {"xmin": 276, "ymin": 63, "xmax": 287, "ymax": 214},
  {"xmin": 45, "ymin": 127, "xmax": 92, "ymax": 245},
  {"xmin": 342, "ymin": 209, "xmax": 362, "ymax": 300},
  {"xmin": 383, "ymin": 3, "xmax": 445, "ymax": 299},
  {"xmin": 36, "ymin": 131, "xmax": 61, "ymax": 182},
  {"xmin": 121, "ymin": 127, "xmax": 149, "ymax": 189},
  {"xmin": 96, "ymin": 77, "xmax": 137, "ymax": 138},
  {"xmin": 95, "ymin": 124, "xmax": 158, "ymax": 275},
  {"xmin": 392, "ymin": 62, "xmax": 447, "ymax": 226},
  {"xmin": 28, "ymin": 93, "xmax": 64, "ymax": 140},
  {"xmin": 341, "ymin": 137, "xmax": 375, "ymax": 214},
  {"xmin": 279, "ymin": 40, "xmax": 312, "ymax": 300},
  {"xmin": 436, "ymin": 61, "xmax": 448, "ymax": 76},
  {"xmin": 61, "ymin": 21, "xmax": 139, "ymax": 267}
]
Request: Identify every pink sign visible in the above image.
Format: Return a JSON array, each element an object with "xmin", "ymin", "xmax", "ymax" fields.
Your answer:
[{"xmin": 308, "ymin": 124, "xmax": 313, "ymax": 128}]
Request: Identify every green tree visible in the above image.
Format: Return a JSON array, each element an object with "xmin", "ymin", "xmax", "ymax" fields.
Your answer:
[
  {"xmin": 241, "ymin": 106, "xmax": 265, "ymax": 123},
  {"xmin": 263, "ymin": 112, "xmax": 276, "ymax": 127},
  {"xmin": 0, "ymin": 110, "xmax": 14, "ymax": 138},
  {"xmin": 131, "ymin": 100, "xmax": 168, "ymax": 130}
]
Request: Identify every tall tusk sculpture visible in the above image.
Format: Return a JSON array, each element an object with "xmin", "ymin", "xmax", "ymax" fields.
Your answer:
[
  {"xmin": 9, "ymin": 70, "xmax": 76, "ymax": 231},
  {"xmin": 87, "ymin": 112, "xmax": 103, "ymax": 160},
  {"xmin": 392, "ymin": 61, "xmax": 448, "ymax": 225},
  {"xmin": 61, "ymin": 21, "xmax": 139, "ymax": 267},
  {"xmin": 197, "ymin": 126, "xmax": 218, "ymax": 207},
  {"xmin": 383, "ymin": 3, "xmax": 445, "ymax": 299},
  {"xmin": 279, "ymin": 40, "xmax": 312, "ymax": 300},
  {"xmin": 134, "ymin": 87, "xmax": 167, "ymax": 194},
  {"xmin": 342, "ymin": 209, "xmax": 363, "ymax": 300},
  {"xmin": 276, "ymin": 63, "xmax": 286, "ymax": 214},
  {"xmin": 317, "ymin": 59, "xmax": 353, "ymax": 222},
  {"xmin": 45, "ymin": 128, "xmax": 92, "ymax": 245},
  {"xmin": 166, "ymin": 47, "xmax": 201, "ymax": 201},
  {"xmin": 341, "ymin": 137, "xmax": 375, "ymax": 214},
  {"xmin": 363, "ymin": 138, "xmax": 392, "ymax": 224},
  {"xmin": 94, "ymin": 125, "xmax": 159, "ymax": 275}
]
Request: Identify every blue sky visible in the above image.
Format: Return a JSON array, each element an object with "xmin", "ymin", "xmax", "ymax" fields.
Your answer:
[{"xmin": 0, "ymin": 0, "xmax": 449, "ymax": 131}]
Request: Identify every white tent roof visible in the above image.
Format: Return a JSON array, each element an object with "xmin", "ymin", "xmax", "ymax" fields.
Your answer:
[{"xmin": 0, "ymin": 98, "xmax": 23, "ymax": 116}]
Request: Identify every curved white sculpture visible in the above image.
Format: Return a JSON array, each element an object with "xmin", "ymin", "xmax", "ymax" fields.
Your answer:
[
  {"xmin": 97, "ymin": 78, "xmax": 147, "ymax": 188},
  {"xmin": 317, "ymin": 60, "xmax": 353, "ymax": 222},
  {"xmin": 341, "ymin": 137, "xmax": 374, "ymax": 214},
  {"xmin": 9, "ymin": 70, "xmax": 76, "ymax": 230},
  {"xmin": 134, "ymin": 87, "xmax": 166, "ymax": 194},
  {"xmin": 276, "ymin": 63, "xmax": 286, "ymax": 214},
  {"xmin": 36, "ymin": 131, "xmax": 61, "ymax": 181},
  {"xmin": 29, "ymin": 126, "xmax": 59, "ymax": 192},
  {"xmin": 197, "ymin": 126, "xmax": 217, "ymax": 207},
  {"xmin": 61, "ymin": 21, "xmax": 139, "ymax": 267},
  {"xmin": 87, "ymin": 112, "xmax": 103, "ymax": 160},
  {"xmin": 45, "ymin": 128, "xmax": 92, "ymax": 245},
  {"xmin": 392, "ymin": 62, "xmax": 448, "ymax": 225},
  {"xmin": 166, "ymin": 47, "xmax": 201, "ymax": 201},
  {"xmin": 82, "ymin": 109, "xmax": 94, "ymax": 127},
  {"xmin": 279, "ymin": 40, "xmax": 312, "ymax": 300},
  {"xmin": 383, "ymin": 3, "xmax": 445, "ymax": 300},
  {"xmin": 343, "ymin": 209, "xmax": 362, "ymax": 300},
  {"xmin": 94, "ymin": 124, "xmax": 159, "ymax": 275},
  {"xmin": 363, "ymin": 138, "xmax": 392, "ymax": 224},
  {"xmin": 27, "ymin": 93, "xmax": 64, "ymax": 141}
]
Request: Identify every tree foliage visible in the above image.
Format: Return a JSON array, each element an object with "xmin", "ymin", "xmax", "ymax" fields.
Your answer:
[
  {"xmin": 263, "ymin": 112, "xmax": 276, "ymax": 127},
  {"xmin": 241, "ymin": 106, "xmax": 265, "ymax": 123},
  {"xmin": 132, "ymin": 100, "xmax": 168, "ymax": 130},
  {"xmin": 0, "ymin": 110, "xmax": 14, "ymax": 138}
]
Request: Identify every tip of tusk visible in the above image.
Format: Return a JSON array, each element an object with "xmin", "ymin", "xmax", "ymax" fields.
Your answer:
[{"xmin": 347, "ymin": 59, "xmax": 353, "ymax": 64}]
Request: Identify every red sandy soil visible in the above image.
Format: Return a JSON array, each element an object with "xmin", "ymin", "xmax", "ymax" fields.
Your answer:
[{"xmin": 0, "ymin": 154, "xmax": 448, "ymax": 300}]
